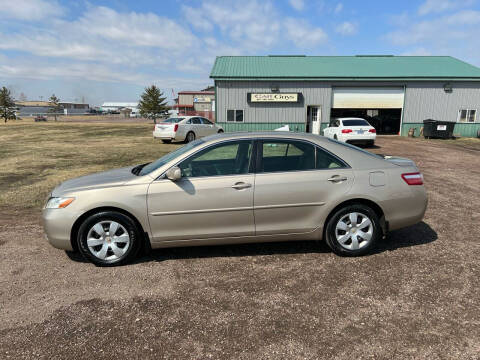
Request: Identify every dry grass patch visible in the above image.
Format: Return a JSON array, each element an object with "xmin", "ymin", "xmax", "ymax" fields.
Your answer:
[{"xmin": 0, "ymin": 121, "xmax": 179, "ymax": 210}]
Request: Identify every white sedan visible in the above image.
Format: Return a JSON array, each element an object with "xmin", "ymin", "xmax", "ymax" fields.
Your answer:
[
  {"xmin": 153, "ymin": 116, "xmax": 224, "ymax": 143},
  {"xmin": 323, "ymin": 117, "xmax": 376, "ymax": 146}
]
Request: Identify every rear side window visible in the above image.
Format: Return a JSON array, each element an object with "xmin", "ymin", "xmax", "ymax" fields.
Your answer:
[
  {"xmin": 201, "ymin": 118, "xmax": 213, "ymax": 125},
  {"xmin": 261, "ymin": 140, "xmax": 315, "ymax": 172},
  {"xmin": 316, "ymin": 147, "xmax": 346, "ymax": 169},
  {"xmin": 192, "ymin": 118, "xmax": 201, "ymax": 124}
]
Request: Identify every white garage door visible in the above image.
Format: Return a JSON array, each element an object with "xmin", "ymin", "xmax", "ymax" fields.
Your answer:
[{"xmin": 332, "ymin": 87, "xmax": 404, "ymax": 109}]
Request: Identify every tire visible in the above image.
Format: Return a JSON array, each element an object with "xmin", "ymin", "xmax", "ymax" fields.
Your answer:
[
  {"xmin": 325, "ymin": 204, "xmax": 381, "ymax": 257},
  {"xmin": 77, "ymin": 211, "xmax": 142, "ymax": 266},
  {"xmin": 334, "ymin": 134, "xmax": 338, "ymax": 140},
  {"xmin": 367, "ymin": 140, "xmax": 374, "ymax": 147},
  {"xmin": 185, "ymin": 131, "xmax": 196, "ymax": 143},
  {"xmin": 217, "ymin": 129, "xmax": 224, "ymax": 134},
  {"xmin": 161, "ymin": 140, "xmax": 172, "ymax": 144}
]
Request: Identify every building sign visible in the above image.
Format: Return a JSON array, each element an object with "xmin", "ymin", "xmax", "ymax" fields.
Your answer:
[
  {"xmin": 194, "ymin": 97, "xmax": 211, "ymax": 103},
  {"xmin": 247, "ymin": 93, "xmax": 302, "ymax": 103}
]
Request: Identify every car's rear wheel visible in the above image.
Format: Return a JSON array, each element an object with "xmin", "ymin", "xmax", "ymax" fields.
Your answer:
[
  {"xmin": 325, "ymin": 204, "xmax": 381, "ymax": 256},
  {"xmin": 185, "ymin": 131, "xmax": 195, "ymax": 143},
  {"xmin": 77, "ymin": 211, "xmax": 141, "ymax": 266},
  {"xmin": 334, "ymin": 134, "xmax": 338, "ymax": 140},
  {"xmin": 161, "ymin": 139, "xmax": 171, "ymax": 144},
  {"xmin": 217, "ymin": 129, "xmax": 224, "ymax": 134}
]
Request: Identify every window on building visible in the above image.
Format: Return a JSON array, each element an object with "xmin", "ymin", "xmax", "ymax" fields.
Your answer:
[
  {"xmin": 227, "ymin": 109, "xmax": 244, "ymax": 122},
  {"xmin": 458, "ymin": 109, "xmax": 477, "ymax": 123}
]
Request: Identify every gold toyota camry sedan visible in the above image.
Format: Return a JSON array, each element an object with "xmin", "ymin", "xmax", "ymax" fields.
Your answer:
[{"xmin": 43, "ymin": 132, "xmax": 427, "ymax": 266}]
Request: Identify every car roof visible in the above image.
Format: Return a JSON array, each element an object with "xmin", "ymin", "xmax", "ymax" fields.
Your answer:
[
  {"xmin": 337, "ymin": 117, "xmax": 367, "ymax": 121},
  {"xmin": 202, "ymin": 131, "xmax": 329, "ymax": 144}
]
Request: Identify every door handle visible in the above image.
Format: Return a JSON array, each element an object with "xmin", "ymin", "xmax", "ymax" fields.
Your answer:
[
  {"xmin": 231, "ymin": 182, "xmax": 252, "ymax": 190},
  {"xmin": 327, "ymin": 175, "xmax": 348, "ymax": 183}
]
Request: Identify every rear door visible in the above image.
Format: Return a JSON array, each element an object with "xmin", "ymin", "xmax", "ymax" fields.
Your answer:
[
  {"xmin": 191, "ymin": 117, "xmax": 205, "ymax": 137},
  {"xmin": 200, "ymin": 117, "xmax": 216, "ymax": 135},
  {"xmin": 253, "ymin": 139, "xmax": 354, "ymax": 235}
]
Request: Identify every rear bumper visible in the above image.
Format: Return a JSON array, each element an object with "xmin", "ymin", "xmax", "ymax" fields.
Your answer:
[
  {"xmin": 339, "ymin": 134, "xmax": 376, "ymax": 143},
  {"xmin": 385, "ymin": 186, "xmax": 428, "ymax": 231},
  {"xmin": 152, "ymin": 130, "xmax": 183, "ymax": 141}
]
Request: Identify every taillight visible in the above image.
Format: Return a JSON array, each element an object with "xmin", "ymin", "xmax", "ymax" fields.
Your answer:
[
  {"xmin": 341, "ymin": 129, "xmax": 352, "ymax": 133},
  {"xmin": 174, "ymin": 124, "xmax": 179, "ymax": 132},
  {"xmin": 369, "ymin": 128, "xmax": 376, "ymax": 133},
  {"xmin": 401, "ymin": 172, "xmax": 423, "ymax": 185}
]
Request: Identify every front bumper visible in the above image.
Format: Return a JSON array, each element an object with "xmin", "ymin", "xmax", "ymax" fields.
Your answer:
[{"xmin": 42, "ymin": 208, "xmax": 79, "ymax": 251}]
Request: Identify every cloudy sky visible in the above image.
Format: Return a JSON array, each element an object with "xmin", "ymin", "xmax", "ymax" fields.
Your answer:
[{"xmin": 0, "ymin": 0, "xmax": 479, "ymax": 105}]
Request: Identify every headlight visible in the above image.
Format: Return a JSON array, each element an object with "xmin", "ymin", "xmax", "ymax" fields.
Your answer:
[{"xmin": 45, "ymin": 197, "xmax": 75, "ymax": 209}]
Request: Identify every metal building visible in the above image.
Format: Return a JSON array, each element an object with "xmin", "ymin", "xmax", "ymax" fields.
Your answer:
[{"xmin": 210, "ymin": 55, "xmax": 480, "ymax": 137}]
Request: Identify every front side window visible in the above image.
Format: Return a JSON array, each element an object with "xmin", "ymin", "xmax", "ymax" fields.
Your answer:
[
  {"xmin": 261, "ymin": 140, "xmax": 315, "ymax": 172},
  {"xmin": 227, "ymin": 109, "xmax": 244, "ymax": 122},
  {"xmin": 139, "ymin": 139, "xmax": 204, "ymax": 176},
  {"xmin": 179, "ymin": 140, "xmax": 253, "ymax": 178},
  {"xmin": 458, "ymin": 109, "xmax": 476, "ymax": 123}
]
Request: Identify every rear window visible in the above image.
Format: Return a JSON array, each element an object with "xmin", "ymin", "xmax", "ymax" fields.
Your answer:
[
  {"xmin": 162, "ymin": 118, "xmax": 184, "ymax": 123},
  {"xmin": 342, "ymin": 119, "xmax": 369, "ymax": 126},
  {"xmin": 327, "ymin": 138, "xmax": 383, "ymax": 159}
]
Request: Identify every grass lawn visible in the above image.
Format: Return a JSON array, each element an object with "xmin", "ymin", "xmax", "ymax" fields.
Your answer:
[{"xmin": 0, "ymin": 120, "xmax": 180, "ymax": 210}]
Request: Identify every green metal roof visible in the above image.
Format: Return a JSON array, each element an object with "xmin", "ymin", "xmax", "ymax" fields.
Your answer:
[{"xmin": 210, "ymin": 55, "xmax": 480, "ymax": 81}]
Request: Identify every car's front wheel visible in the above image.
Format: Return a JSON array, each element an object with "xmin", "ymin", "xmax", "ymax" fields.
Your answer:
[
  {"xmin": 77, "ymin": 211, "xmax": 142, "ymax": 266},
  {"xmin": 325, "ymin": 204, "xmax": 381, "ymax": 256},
  {"xmin": 217, "ymin": 129, "xmax": 224, "ymax": 134}
]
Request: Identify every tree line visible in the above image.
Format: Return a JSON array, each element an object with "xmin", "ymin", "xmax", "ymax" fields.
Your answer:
[{"xmin": 1, "ymin": 84, "xmax": 168, "ymax": 123}]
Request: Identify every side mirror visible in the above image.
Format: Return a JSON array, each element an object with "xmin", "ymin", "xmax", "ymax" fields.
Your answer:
[{"xmin": 165, "ymin": 166, "xmax": 182, "ymax": 181}]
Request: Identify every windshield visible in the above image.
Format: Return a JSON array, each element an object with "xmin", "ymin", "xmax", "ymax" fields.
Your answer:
[
  {"xmin": 138, "ymin": 139, "xmax": 204, "ymax": 176},
  {"xmin": 161, "ymin": 118, "xmax": 184, "ymax": 124},
  {"xmin": 327, "ymin": 138, "xmax": 383, "ymax": 159},
  {"xmin": 342, "ymin": 119, "xmax": 370, "ymax": 126}
]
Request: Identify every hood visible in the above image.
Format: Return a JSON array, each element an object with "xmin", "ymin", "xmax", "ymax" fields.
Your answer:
[{"xmin": 52, "ymin": 166, "xmax": 137, "ymax": 196}]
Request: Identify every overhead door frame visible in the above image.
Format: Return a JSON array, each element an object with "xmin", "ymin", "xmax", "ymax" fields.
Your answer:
[{"xmin": 332, "ymin": 86, "xmax": 405, "ymax": 109}]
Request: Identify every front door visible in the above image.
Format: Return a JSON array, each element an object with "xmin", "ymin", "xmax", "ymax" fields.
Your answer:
[
  {"xmin": 147, "ymin": 140, "xmax": 255, "ymax": 242},
  {"xmin": 253, "ymin": 139, "xmax": 353, "ymax": 235}
]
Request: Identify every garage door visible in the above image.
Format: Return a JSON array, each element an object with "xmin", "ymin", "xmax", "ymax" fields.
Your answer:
[{"xmin": 332, "ymin": 87, "xmax": 404, "ymax": 109}]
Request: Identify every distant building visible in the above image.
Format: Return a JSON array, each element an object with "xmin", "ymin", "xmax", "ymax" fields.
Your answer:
[
  {"xmin": 15, "ymin": 101, "xmax": 89, "ymax": 116},
  {"xmin": 101, "ymin": 102, "xmax": 139, "ymax": 117},
  {"xmin": 173, "ymin": 90, "xmax": 215, "ymax": 120},
  {"xmin": 60, "ymin": 102, "xmax": 89, "ymax": 115}
]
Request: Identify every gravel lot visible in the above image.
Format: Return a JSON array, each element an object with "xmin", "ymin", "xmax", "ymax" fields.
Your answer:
[{"xmin": 1, "ymin": 136, "xmax": 479, "ymax": 359}]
